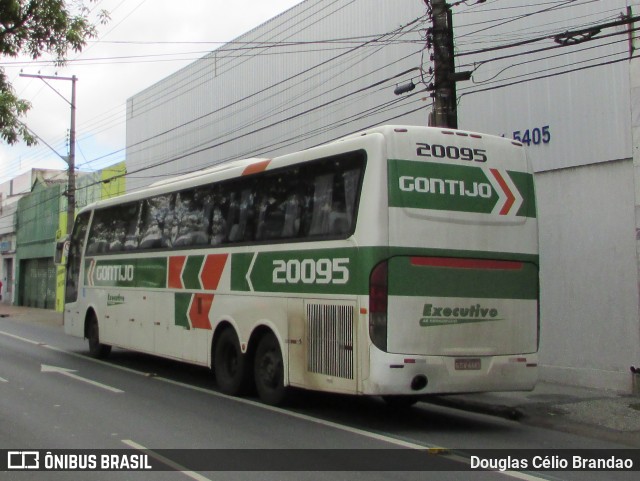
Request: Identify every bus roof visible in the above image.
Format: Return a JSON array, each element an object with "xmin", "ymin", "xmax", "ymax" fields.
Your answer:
[
  {"xmin": 78, "ymin": 157, "xmax": 271, "ymax": 214},
  {"xmin": 337, "ymin": 124, "xmax": 522, "ymax": 147},
  {"xmin": 78, "ymin": 125, "xmax": 523, "ymax": 215}
]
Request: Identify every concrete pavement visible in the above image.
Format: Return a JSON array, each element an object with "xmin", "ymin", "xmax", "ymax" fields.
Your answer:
[
  {"xmin": 1, "ymin": 304, "xmax": 639, "ymax": 447},
  {"xmin": 430, "ymin": 381, "xmax": 640, "ymax": 448},
  {"xmin": 0, "ymin": 303, "xmax": 62, "ymax": 326}
]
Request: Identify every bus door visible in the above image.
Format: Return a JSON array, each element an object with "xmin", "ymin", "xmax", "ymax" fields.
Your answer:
[{"xmin": 63, "ymin": 212, "xmax": 91, "ymax": 337}]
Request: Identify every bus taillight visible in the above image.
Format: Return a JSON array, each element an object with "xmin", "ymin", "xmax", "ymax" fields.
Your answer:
[{"xmin": 369, "ymin": 261, "xmax": 388, "ymax": 352}]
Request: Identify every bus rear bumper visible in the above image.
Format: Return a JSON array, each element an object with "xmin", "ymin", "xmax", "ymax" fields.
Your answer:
[{"xmin": 362, "ymin": 348, "xmax": 538, "ymax": 396}]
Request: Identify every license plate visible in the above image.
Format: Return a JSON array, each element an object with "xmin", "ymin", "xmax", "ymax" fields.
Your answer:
[{"xmin": 455, "ymin": 358, "xmax": 481, "ymax": 370}]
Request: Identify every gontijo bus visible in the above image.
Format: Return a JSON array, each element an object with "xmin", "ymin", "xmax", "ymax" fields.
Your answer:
[{"xmin": 61, "ymin": 125, "xmax": 539, "ymax": 406}]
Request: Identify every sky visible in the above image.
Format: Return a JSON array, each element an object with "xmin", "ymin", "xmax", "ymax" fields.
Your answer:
[{"xmin": 0, "ymin": 0, "xmax": 303, "ymax": 185}]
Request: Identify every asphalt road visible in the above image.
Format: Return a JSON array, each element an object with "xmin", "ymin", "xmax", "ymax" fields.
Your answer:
[{"xmin": 0, "ymin": 317, "xmax": 637, "ymax": 481}]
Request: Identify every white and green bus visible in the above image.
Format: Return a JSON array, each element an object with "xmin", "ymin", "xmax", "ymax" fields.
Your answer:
[{"xmin": 63, "ymin": 125, "xmax": 539, "ymax": 406}]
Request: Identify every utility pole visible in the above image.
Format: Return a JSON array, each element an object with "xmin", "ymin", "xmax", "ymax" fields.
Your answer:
[
  {"xmin": 20, "ymin": 74, "xmax": 77, "ymax": 235},
  {"xmin": 68, "ymin": 75, "xmax": 77, "ymax": 236},
  {"xmin": 429, "ymin": 0, "xmax": 471, "ymax": 128}
]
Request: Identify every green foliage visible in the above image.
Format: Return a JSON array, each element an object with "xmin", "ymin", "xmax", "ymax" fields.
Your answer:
[{"xmin": 0, "ymin": 1, "xmax": 109, "ymax": 145}]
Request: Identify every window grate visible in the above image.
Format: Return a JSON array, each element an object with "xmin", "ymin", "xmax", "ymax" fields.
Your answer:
[{"xmin": 306, "ymin": 304, "xmax": 354, "ymax": 380}]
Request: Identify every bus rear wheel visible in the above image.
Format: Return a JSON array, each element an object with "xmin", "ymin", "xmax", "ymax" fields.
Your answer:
[
  {"xmin": 214, "ymin": 328, "xmax": 250, "ymax": 396},
  {"xmin": 254, "ymin": 332, "xmax": 288, "ymax": 406},
  {"xmin": 87, "ymin": 313, "xmax": 111, "ymax": 359}
]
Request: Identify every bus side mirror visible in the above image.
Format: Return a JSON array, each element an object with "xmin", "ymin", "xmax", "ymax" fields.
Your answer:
[{"xmin": 54, "ymin": 237, "xmax": 70, "ymax": 266}]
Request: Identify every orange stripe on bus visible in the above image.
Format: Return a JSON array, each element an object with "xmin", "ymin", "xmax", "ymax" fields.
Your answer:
[
  {"xmin": 189, "ymin": 294, "xmax": 214, "ymax": 330},
  {"xmin": 242, "ymin": 159, "xmax": 271, "ymax": 176},
  {"xmin": 168, "ymin": 256, "xmax": 187, "ymax": 289},
  {"xmin": 200, "ymin": 254, "xmax": 228, "ymax": 290}
]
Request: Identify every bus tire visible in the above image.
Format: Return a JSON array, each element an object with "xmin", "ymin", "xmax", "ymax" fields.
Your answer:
[
  {"xmin": 254, "ymin": 332, "xmax": 288, "ymax": 406},
  {"xmin": 214, "ymin": 328, "xmax": 250, "ymax": 396},
  {"xmin": 87, "ymin": 313, "xmax": 111, "ymax": 359}
]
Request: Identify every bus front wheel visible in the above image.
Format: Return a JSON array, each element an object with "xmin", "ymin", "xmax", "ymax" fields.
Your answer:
[
  {"xmin": 214, "ymin": 328, "xmax": 250, "ymax": 396},
  {"xmin": 87, "ymin": 313, "xmax": 111, "ymax": 359},
  {"xmin": 254, "ymin": 332, "xmax": 288, "ymax": 406}
]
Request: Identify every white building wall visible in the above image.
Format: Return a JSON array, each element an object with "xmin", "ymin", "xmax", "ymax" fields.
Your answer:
[
  {"xmin": 536, "ymin": 160, "xmax": 640, "ymax": 391},
  {"xmin": 632, "ymin": 49, "xmax": 640, "ymax": 385},
  {"xmin": 453, "ymin": 1, "xmax": 640, "ymax": 392},
  {"xmin": 455, "ymin": 0, "xmax": 633, "ymax": 171}
]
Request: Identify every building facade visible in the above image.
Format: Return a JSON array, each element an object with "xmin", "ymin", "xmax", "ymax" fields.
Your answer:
[
  {"xmin": 1, "ymin": 163, "xmax": 126, "ymax": 310},
  {"xmin": 0, "ymin": 169, "xmax": 68, "ymax": 305},
  {"xmin": 124, "ymin": 0, "xmax": 640, "ymax": 392}
]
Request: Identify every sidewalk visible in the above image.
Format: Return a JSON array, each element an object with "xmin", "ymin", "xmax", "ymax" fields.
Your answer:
[
  {"xmin": 429, "ymin": 382, "xmax": 640, "ymax": 447},
  {"xmin": 1, "ymin": 304, "xmax": 639, "ymax": 447},
  {"xmin": 0, "ymin": 303, "xmax": 63, "ymax": 326}
]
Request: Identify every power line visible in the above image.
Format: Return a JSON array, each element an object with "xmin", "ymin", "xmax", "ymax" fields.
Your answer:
[
  {"xmin": 457, "ymin": 14, "xmax": 638, "ymax": 57},
  {"xmin": 456, "ymin": 0, "xmax": 595, "ymax": 38},
  {"xmin": 6, "ymin": 1, "xmax": 636, "ymax": 199},
  {"xmin": 0, "ymin": 64, "xmax": 426, "ymax": 225},
  {"xmin": 459, "ymin": 47, "xmax": 639, "ymax": 98},
  {"xmin": 466, "ymin": 27, "xmax": 638, "ymax": 83}
]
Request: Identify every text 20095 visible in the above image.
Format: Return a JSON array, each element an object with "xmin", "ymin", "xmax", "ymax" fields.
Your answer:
[{"xmin": 416, "ymin": 143, "xmax": 487, "ymax": 162}]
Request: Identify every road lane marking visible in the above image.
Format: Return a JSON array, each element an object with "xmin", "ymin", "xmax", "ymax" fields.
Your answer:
[
  {"xmin": 148, "ymin": 377, "xmax": 554, "ymax": 480},
  {"xmin": 41, "ymin": 364, "xmax": 124, "ymax": 393},
  {"xmin": 0, "ymin": 376, "xmax": 7, "ymax": 382},
  {"xmin": 0, "ymin": 330, "xmax": 43, "ymax": 345},
  {"xmin": 121, "ymin": 440, "xmax": 213, "ymax": 481},
  {"xmin": 3, "ymin": 328, "xmax": 553, "ymax": 480}
]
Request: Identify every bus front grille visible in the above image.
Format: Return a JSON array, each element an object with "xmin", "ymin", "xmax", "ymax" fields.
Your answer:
[{"xmin": 306, "ymin": 303, "xmax": 354, "ymax": 380}]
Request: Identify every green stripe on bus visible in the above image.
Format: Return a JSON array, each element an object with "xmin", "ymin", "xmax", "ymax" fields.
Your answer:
[
  {"xmin": 174, "ymin": 293, "xmax": 191, "ymax": 329},
  {"xmin": 85, "ymin": 247, "xmax": 538, "ymax": 298},
  {"xmin": 231, "ymin": 248, "xmax": 362, "ymax": 295},
  {"xmin": 509, "ymin": 170, "xmax": 537, "ymax": 218},
  {"xmin": 183, "ymin": 255, "xmax": 204, "ymax": 289},
  {"xmin": 388, "ymin": 257, "xmax": 538, "ymax": 300},
  {"xmin": 231, "ymin": 253, "xmax": 254, "ymax": 292},
  {"xmin": 388, "ymin": 159, "xmax": 536, "ymax": 218},
  {"xmin": 85, "ymin": 257, "xmax": 167, "ymax": 288}
]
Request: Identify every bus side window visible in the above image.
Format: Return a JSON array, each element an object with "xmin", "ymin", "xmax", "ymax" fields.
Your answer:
[
  {"xmin": 210, "ymin": 185, "xmax": 229, "ymax": 246},
  {"xmin": 123, "ymin": 202, "xmax": 142, "ymax": 250},
  {"xmin": 308, "ymin": 173, "xmax": 334, "ymax": 236},
  {"xmin": 195, "ymin": 187, "xmax": 214, "ymax": 246},
  {"xmin": 281, "ymin": 192, "xmax": 302, "ymax": 238},
  {"xmin": 210, "ymin": 206, "xmax": 227, "ymax": 245},
  {"xmin": 341, "ymin": 169, "xmax": 360, "ymax": 234},
  {"xmin": 86, "ymin": 219, "xmax": 109, "ymax": 254},
  {"xmin": 86, "ymin": 204, "xmax": 140, "ymax": 254},
  {"xmin": 110, "ymin": 203, "xmax": 140, "ymax": 252},
  {"xmin": 300, "ymin": 155, "xmax": 364, "ymax": 238},
  {"xmin": 173, "ymin": 189, "xmax": 209, "ymax": 247},
  {"xmin": 140, "ymin": 194, "xmax": 174, "ymax": 250},
  {"xmin": 256, "ymin": 173, "xmax": 291, "ymax": 241},
  {"xmin": 228, "ymin": 187, "xmax": 255, "ymax": 243}
]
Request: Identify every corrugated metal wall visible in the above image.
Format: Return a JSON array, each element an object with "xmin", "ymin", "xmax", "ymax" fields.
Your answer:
[
  {"xmin": 15, "ymin": 180, "xmax": 64, "ymax": 308},
  {"xmin": 125, "ymin": 0, "xmax": 428, "ymax": 191},
  {"xmin": 126, "ymin": 0, "xmax": 633, "ymax": 186},
  {"xmin": 19, "ymin": 257, "xmax": 56, "ymax": 309},
  {"xmin": 16, "ymin": 181, "xmax": 63, "ymax": 259}
]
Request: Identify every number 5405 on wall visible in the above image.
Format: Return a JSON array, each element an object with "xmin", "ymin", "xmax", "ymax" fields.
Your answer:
[{"xmin": 510, "ymin": 126, "xmax": 551, "ymax": 146}]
